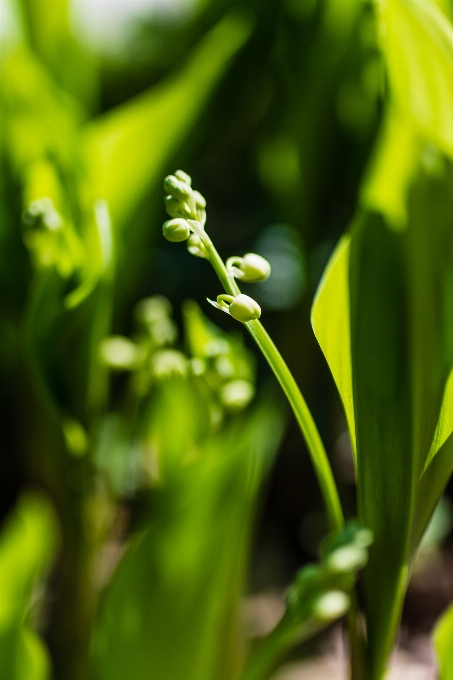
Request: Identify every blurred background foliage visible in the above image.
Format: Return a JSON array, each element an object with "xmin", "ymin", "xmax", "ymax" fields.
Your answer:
[{"xmin": 2, "ymin": 0, "xmax": 453, "ymax": 679}]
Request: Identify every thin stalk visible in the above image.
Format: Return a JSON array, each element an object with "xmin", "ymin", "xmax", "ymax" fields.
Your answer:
[
  {"xmin": 245, "ymin": 319, "xmax": 343, "ymax": 531},
  {"xmin": 187, "ymin": 216, "xmax": 364, "ymax": 680},
  {"xmin": 200, "ymin": 229, "xmax": 344, "ymax": 532},
  {"xmin": 239, "ymin": 615, "xmax": 319, "ymax": 680}
]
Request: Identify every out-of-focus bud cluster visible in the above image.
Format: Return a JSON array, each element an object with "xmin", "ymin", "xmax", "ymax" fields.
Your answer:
[
  {"xmin": 99, "ymin": 295, "xmax": 182, "ymax": 389},
  {"xmin": 285, "ymin": 522, "xmax": 373, "ymax": 628},
  {"xmin": 242, "ymin": 521, "xmax": 372, "ymax": 679},
  {"xmin": 22, "ymin": 197, "xmax": 83, "ymax": 277},
  {"xmin": 99, "ymin": 296, "xmax": 256, "ymax": 416},
  {"xmin": 95, "ymin": 297, "xmax": 258, "ymax": 494},
  {"xmin": 162, "ymin": 170, "xmax": 207, "ymax": 258},
  {"xmin": 183, "ymin": 299, "xmax": 256, "ymax": 414}
]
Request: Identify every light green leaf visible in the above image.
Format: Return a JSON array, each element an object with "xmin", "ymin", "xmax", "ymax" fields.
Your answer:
[
  {"xmin": 93, "ymin": 396, "xmax": 284, "ymax": 680},
  {"xmin": 411, "ymin": 435, "xmax": 453, "ymax": 554},
  {"xmin": 16, "ymin": 0, "xmax": 97, "ymax": 107},
  {"xmin": 434, "ymin": 598, "xmax": 453, "ymax": 680},
  {"xmin": 349, "ymin": 211, "xmax": 413, "ymax": 680},
  {"xmin": 424, "ymin": 367, "xmax": 453, "ymax": 472},
  {"xmin": 0, "ymin": 493, "xmax": 58, "ymax": 680},
  {"xmin": 350, "ymin": 163, "xmax": 453, "ymax": 680},
  {"xmin": 379, "ymin": 0, "xmax": 453, "ymax": 157},
  {"xmin": 83, "ymin": 10, "xmax": 253, "ymax": 229},
  {"xmin": 311, "ymin": 234, "xmax": 355, "ymax": 455},
  {"xmin": 361, "ymin": 105, "xmax": 419, "ymax": 231}
]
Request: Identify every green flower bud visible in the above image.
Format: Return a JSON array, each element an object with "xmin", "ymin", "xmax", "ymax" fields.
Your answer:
[
  {"xmin": 99, "ymin": 336, "xmax": 144, "ymax": 370},
  {"xmin": 62, "ymin": 418, "xmax": 88, "ymax": 457},
  {"xmin": 135, "ymin": 295, "xmax": 172, "ymax": 324},
  {"xmin": 164, "ymin": 195, "xmax": 191, "ymax": 219},
  {"xmin": 227, "ymin": 294, "xmax": 261, "ymax": 322},
  {"xmin": 162, "ymin": 218, "xmax": 191, "ymax": 242},
  {"xmin": 192, "ymin": 190, "xmax": 206, "ymax": 210},
  {"xmin": 153, "ymin": 349, "xmax": 188, "ymax": 378},
  {"xmin": 226, "ymin": 253, "xmax": 271, "ymax": 282},
  {"xmin": 187, "ymin": 233, "xmax": 207, "ymax": 258},
  {"xmin": 163, "ymin": 175, "xmax": 192, "ymax": 201},
  {"xmin": 213, "ymin": 294, "xmax": 261, "ymax": 322},
  {"xmin": 220, "ymin": 380, "xmax": 255, "ymax": 410},
  {"xmin": 311, "ymin": 591, "xmax": 350, "ymax": 623},
  {"xmin": 326, "ymin": 545, "xmax": 368, "ymax": 574},
  {"xmin": 174, "ymin": 169, "xmax": 192, "ymax": 186}
]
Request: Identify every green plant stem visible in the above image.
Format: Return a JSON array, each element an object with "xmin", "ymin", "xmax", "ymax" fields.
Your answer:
[
  {"xmin": 194, "ymin": 222, "xmax": 365, "ymax": 680},
  {"xmin": 246, "ymin": 319, "xmax": 343, "ymax": 531},
  {"xmin": 199, "ymin": 227, "xmax": 344, "ymax": 532},
  {"xmin": 239, "ymin": 615, "xmax": 319, "ymax": 680}
]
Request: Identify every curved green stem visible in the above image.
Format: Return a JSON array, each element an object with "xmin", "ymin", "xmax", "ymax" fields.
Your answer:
[
  {"xmin": 245, "ymin": 318, "xmax": 343, "ymax": 531},
  {"xmin": 199, "ymin": 228, "xmax": 343, "ymax": 532}
]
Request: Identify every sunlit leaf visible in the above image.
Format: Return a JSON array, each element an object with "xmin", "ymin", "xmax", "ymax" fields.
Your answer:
[
  {"xmin": 350, "ymin": 162, "xmax": 453, "ymax": 680},
  {"xmin": 311, "ymin": 234, "xmax": 355, "ymax": 454},
  {"xmin": 16, "ymin": 0, "xmax": 97, "ymax": 107},
  {"xmin": 83, "ymin": 10, "xmax": 253, "ymax": 229},
  {"xmin": 361, "ymin": 105, "xmax": 419, "ymax": 230},
  {"xmin": 434, "ymin": 598, "xmax": 453, "ymax": 680},
  {"xmin": 379, "ymin": 0, "xmax": 453, "ymax": 157},
  {"xmin": 93, "ymin": 396, "xmax": 284, "ymax": 680},
  {"xmin": 0, "ymin": 493, "xmax": 58, "ymax": 680}
]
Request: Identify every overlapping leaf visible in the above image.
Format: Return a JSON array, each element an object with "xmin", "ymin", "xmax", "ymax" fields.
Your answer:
[
  {"xmin": 434, "ymin": 598, "xmax": 453, "ymax": 680},
  {"xmin": 312, "ymin": 3, "xmax": 453, "ymax": 678},
  {"xmin": 0, "ymin": 493, "xmax": 58, "ymax": 680},
  {"xmin": 92, "ymin": 395, "xmax": 284, "ymax": 680},
  {"xmin": 83, "ymin": 10, "xmax": 253, "ymax": 230}
]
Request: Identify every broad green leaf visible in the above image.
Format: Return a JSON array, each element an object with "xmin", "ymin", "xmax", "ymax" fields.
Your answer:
[
  {"xmin": 16, "ymin": 0, "xmax": 97, "ymax": 107},
  {"xmin": 0, "ymin": 493, "xmax": 58, "ymax": 680},
  {"xmin": 93, "ymin": 396, "xmax": 284, "ymax": 680},
  {"xmin": 424, "ymin": 367, "xmax": 453, "ymax": 472},
  {"xmin": 311, "ymin": 234, "xmax": 355, "ymax": 454},
  {"xmin": 349, "ymin": 211, "xmax": 413, "ymax": 680},
  {"xmin": 1, "ymin": 48, "xmax": 82, "ymax": 172},
  {"xmin": 350, "ymin": 164, "xmax": 453, "ymax": 680},
  {"xmin": 378, "ymin": 0, "xmax": 453, "ymax": 157},
  {"xmin": 434, "ymin": 598, "xmax": 453, "ymax": 680},
  {"xmin": 1, "ymin": 49, "xmax": 109, "ymax": 307},
  {"xmin": 411, "ymin": 435, "xmax": 453, "ymax": 554},
  {"xmin": 83, "ymin": 10, "xmax": 253, "ymax": 229},
  {"xmin": 361, "ymin": 105, "xmax": 419, "ymax": 231}
]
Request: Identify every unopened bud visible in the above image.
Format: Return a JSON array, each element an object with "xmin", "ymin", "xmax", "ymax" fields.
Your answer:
[
  {"xmin": 99, "ymin": 336, "xmax": 144, "ymax": 370},
  {"xmin": 311, "ymin": 591, "xmax": 350, "ymax": 623},
  {"xmin": 163, "ymin": 218, "xmax": 191, "ymax": 242},
  {"xmin": 164, "ymin": 195, "xmax": 191, "ymax": 219},
  {"xmin": 226, "ymin": 253, "xmax": 271, "ymax": 282},
  {"xmin": 163, "ymin": 175, "xmax": 192, "ymax": 201},
  {"xmin": 193, "ymin": 190, "xmax": 206, "ymax": 210},
  {"xmin": 228, "ymin": 294, "xmax": 261, "ymax": 322},
  {"xmin": 326, "ymin": 545, "xmax": 368, "ymax": 574},
  {"xmin": 220, "ymin": 380, "xmax": 255, "ymax": 409},
  {"xmin": 187, "ymin": 233, "xmax": 207, "ymax": 258},
  {"xmin": 214, "ymin": 294, "xmax": 261, "ymax": 322},
  {"xmin": 174, "ymin": 169, "xmax": 192, "ymax": 186},
  {"xmin": 153, "ymin": 349, "xmax": 188, "ymax": 378}
]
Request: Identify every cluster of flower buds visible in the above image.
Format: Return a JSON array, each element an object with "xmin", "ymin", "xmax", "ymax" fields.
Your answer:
[
  {"xmin": 23, "ymin": 197, "xmax": 63, "ymax": 232},
  {"xmin": 285, "ymin": 522, "xmax": 373, "ymax": 627},
  {"xmin": 208, "ymin": 293, "xmax": 262, "ymax": 323},
  {"xmin": 162, "ymin": 170, "xmax": 207, "ymax": 258},
  {"xmin": 162, "ymin": 170, "xmax": 271, "ymax": 324},
  {"xmin": 242, "ymin": 521, "xmax": 372, "ymax": 680}
]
